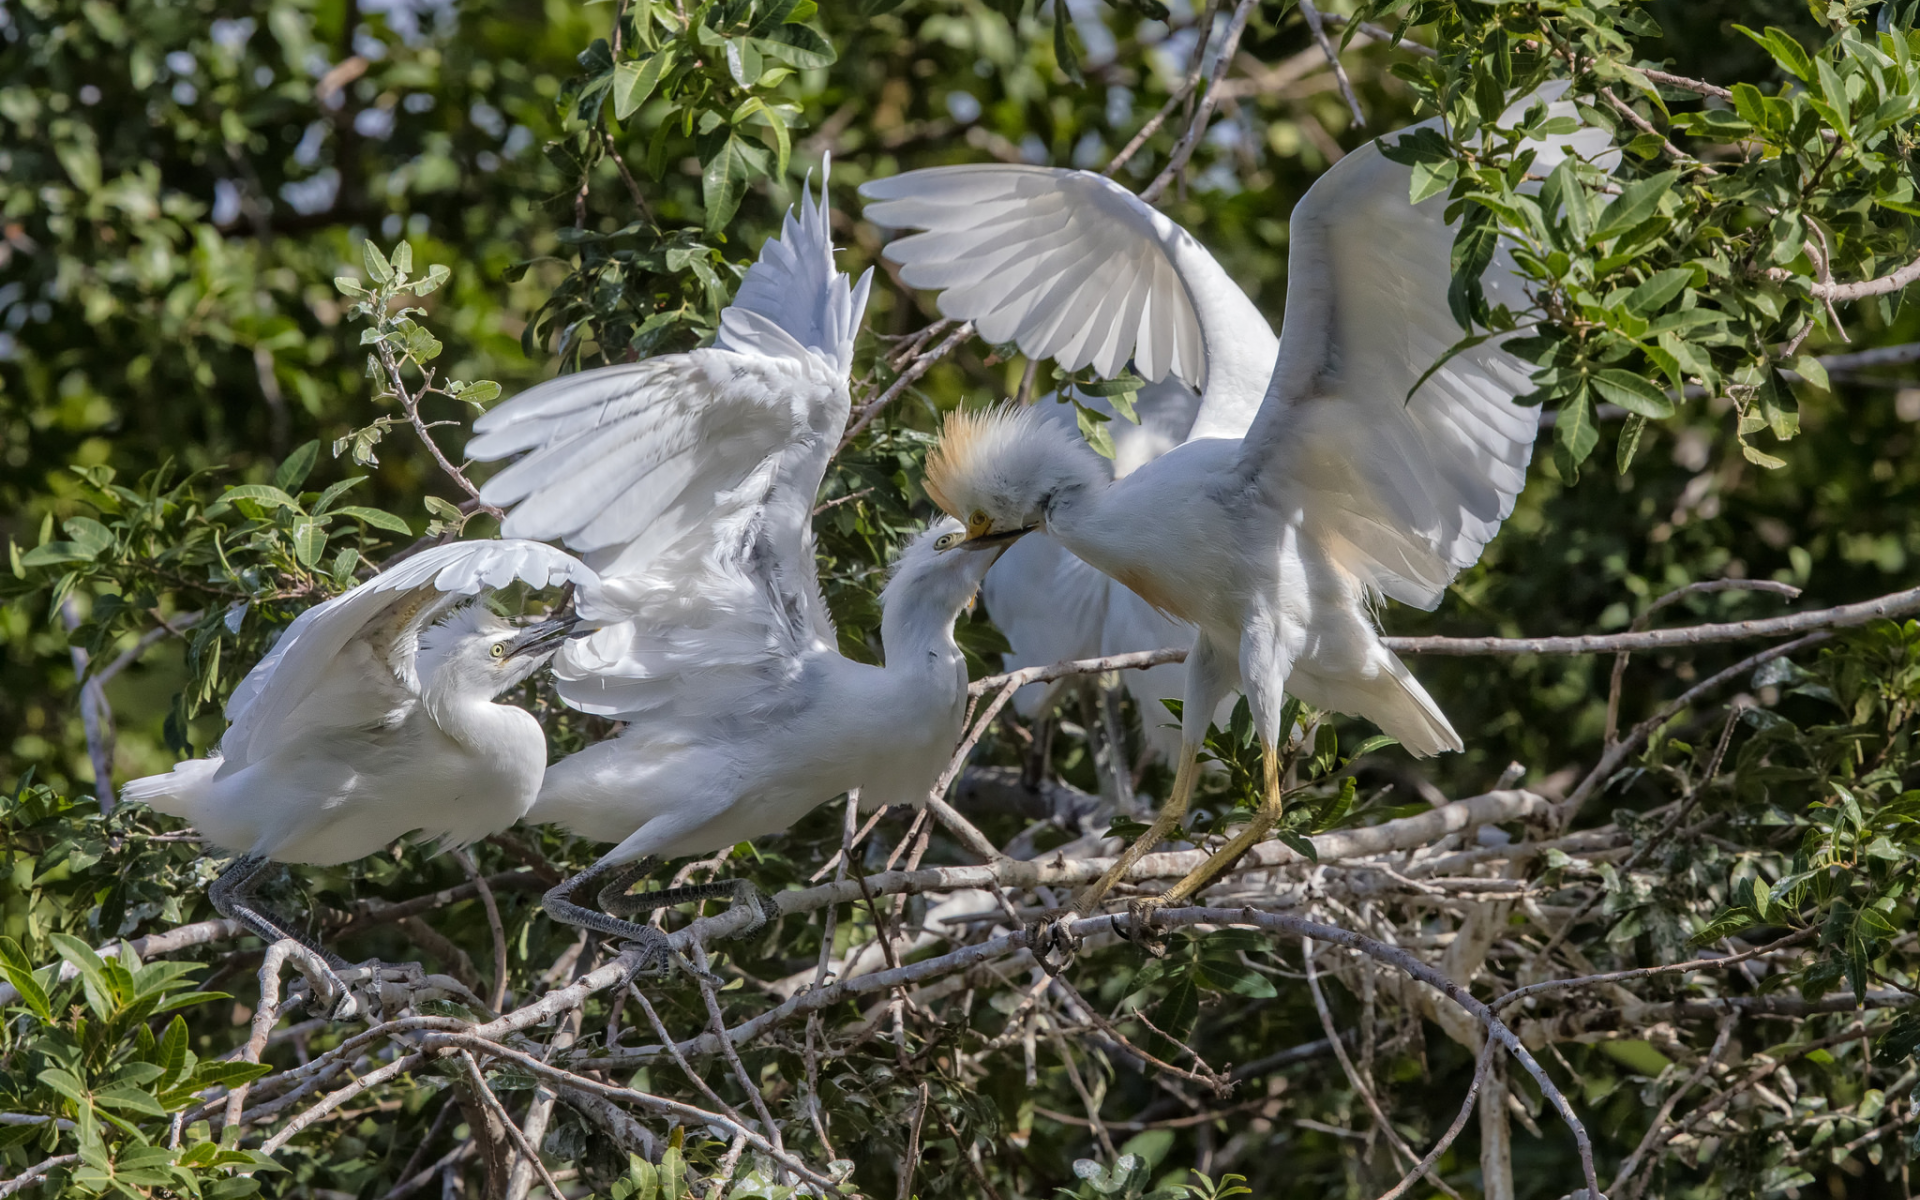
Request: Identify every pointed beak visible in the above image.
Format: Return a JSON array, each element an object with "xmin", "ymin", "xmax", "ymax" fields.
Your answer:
[
  {"xmin": 505, "ymin": 613, "xmax": 580, "ymax": 660},
  {"xmin": 966, "ymin": 525, "xmax": 1035, "ymax": 550}
]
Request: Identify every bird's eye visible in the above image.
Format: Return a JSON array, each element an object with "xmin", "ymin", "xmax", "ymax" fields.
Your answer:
[
  {"xmin": 967, "ymin": 510, "xmax": 991, "ymax": 536},
  {"xmin": 489, "ymin": 643, "xmax": 506, "ymax": 659},
  {"xmin": 934, "ymin": 532, "xmax": 963, "ymax": 551}
]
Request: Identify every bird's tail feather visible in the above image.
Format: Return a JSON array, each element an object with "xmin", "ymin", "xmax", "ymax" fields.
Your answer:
[
  {"xmin": 120, "ymin": 757, "xmax": 221, "ymax": 821},
  {"xmin": 1292, "ymin": 656, "xmax": 1462, "ymax": 759}
]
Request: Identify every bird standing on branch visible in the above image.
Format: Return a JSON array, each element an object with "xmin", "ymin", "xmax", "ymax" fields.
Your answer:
[
  {"xmin": 123, "ymin": 539, "xmax": 594, "ymax": 1014},
  {"xmin": 468, "ymin": 174, "xmax": 1027, "ymax": 965},
  {"xmin": 859, "ymin": 88, "xmax": 1610, "ymax": 920}
]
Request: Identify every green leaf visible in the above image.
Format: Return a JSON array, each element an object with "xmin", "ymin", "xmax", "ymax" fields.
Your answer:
[
  {"xmin": 1591, "ymin": 170, "xmax": 1678, "ymax": 244},
  {"xmin": 412, "ymin": 264, "xmax": 451, "ymax": 296},
  {"xmin": 363, "ymin": 240, "xmax": 393, "ymax": 285},
  {"xmin": 1616, "ymin": 412, "xmax": 1646, "ymax": 474},
  {"xmin": 1590, "ymin": 369, "xmax": 1675, "ymax": 418},
  {"xmin": 93, "ymin": 1085, "xmax": 166, "ymax": 1117},
  {"xmin": 1347, "ymin": 734, "xmax": 1398, "ymax": 759},
  {"xmin": 1276, "ymin": 829, "xmax": 1319, "ymax": 863},
  {"xmin": 51, "ymin": 933, "xmax": 117, "ymax": 1020},
  {"xmin": 40, "ymin": 1067, "xmax": 90, "ymax": 1107},
  {"xmin": 19, "ymin": 542, "xmax": 91, "ymax": 568},
  {"xmin": 754, "ymin": 23, "xmax": 836, "ymax": 69},
  {"xmin": 1553, "ymin": 388, "xmax": 1600, "ymax": 482},
  {"xmin": 329, "ymin": 506, "xmax": 414, "ymax": 535},
  {"xmin": 311, "ymin": 476, "xmax": 367, "ymax": 516},
  {"xmin": 454, "ymin": 379, "xmax": 501, "ymax": 407},
  {"xmin": 1073, "ymin": 400, "xmax": 1116, "ymax": 460},
  {"xmin": 1623, "ymin": 269, "xmax": 1692, "ymax": 317},
  {"xmin": 1409, "ymin": 156, "xmax": 1459, "ymax": 205},
  {"xmin": 0, "ymin": 937, "xmax": 54, "ymax": 1023},
  {"xmin": 291, "ymin": 519, "xmax": 326, "ymax": 568},
  {"xmin": 614, "ymin": 48, "xmax": 675, "ymax": 121},
  {"xmin": 1734, "ymin": 25, "xmax": 1814, "ymax": 82},
  {"xmin": 62, "ymin": 517, "xmax": 113, "ymax": 558},
  {"xmin": 220, "ymin": 484, "xmax": 303, "ymax": 512},
  {"xmin": 391, "ymin": 240, "xmax": 413, "ymax": 277},
  {"xmin": 273, "ymin": 440, "xmax": 320, "ymax": 493},
  {"xmin": 701, "ymin": 133, "xmax": 766, "ymax": 233}
]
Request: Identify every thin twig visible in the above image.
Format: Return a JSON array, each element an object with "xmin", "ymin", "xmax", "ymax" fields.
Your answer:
[
  {"xmin": 839, "ymin": 322, "xmax": 975, "ymax": 449},
  {"xmin": 453, "ymin": 849, "xmax": 511, "ymax": 1012},
  {"xmin": 1303, "ymin": 937, "xmax": 1461, "ymax": 1198},
  {"xmin": 1298, "ymin": 0, "xmax": 1365, "ymax": 127},
  {"xmin": 1374, "ymin": 1037, "xmax": 1496, "ymax": 1200},
  {"xmin": 1609, "ymin": 1012, "xmax": 1737, "ymax": 1198},
  {"xmin": 1141, "ymin": 0, "xmax": 1260, "ymax": 204}
]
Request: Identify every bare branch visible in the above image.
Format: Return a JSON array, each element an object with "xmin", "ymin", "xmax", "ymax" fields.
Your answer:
[
  {"xmin": 1298, "ymin": 0, "xmax": 1366, "ymax": 127},
  {"xmin": 453, "ymin": 848, "xmax": 511, "ymax": 1012},
  {"xmin": 839, "ymin": 321, "xmax": 975, "ymax": 449},
  {"xmin": 1303, "ymin": 936, "xmax": 1461, "ymax": 1198},
  {"xmin": 1141, "ymin": 0, "xmax": 1261, "ymax": 204}
]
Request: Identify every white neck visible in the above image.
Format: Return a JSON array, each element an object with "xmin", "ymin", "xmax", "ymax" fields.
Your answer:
[
  {"xmin": 1158, "ymin": 230, "xmax": 1279, "ymax": 440},
  {"xmin": 425, "ymin": 686, "xmax": 538, "ymax": 754}
]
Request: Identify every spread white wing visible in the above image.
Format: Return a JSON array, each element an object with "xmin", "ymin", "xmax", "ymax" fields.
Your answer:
[
  {"xmin": 1236, "ymin": 87, "xmax": 1613, "ymax": 610},
  {"xmin": 220, "ymin": 538, "xmax": 594, "ymax": 770},
  {"xmin": 861, "ymin": 167, "xmax": 1278, "ymax": 440},
  {"xmin": 465, "ymin": 175, "xmax": 872, "ymax": 719}
]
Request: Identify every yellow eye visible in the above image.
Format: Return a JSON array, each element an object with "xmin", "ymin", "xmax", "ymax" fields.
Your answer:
[
  {"xmin": 934, "ymin": 532, "xmax": 963, "ymax": 551},
  {"xmin": 490, "ymin": 643, "xmax": 506, "ymax": 659},
  {"xmin": 967, "ymin": 510, "xmax": 991, "ymax": 537}
]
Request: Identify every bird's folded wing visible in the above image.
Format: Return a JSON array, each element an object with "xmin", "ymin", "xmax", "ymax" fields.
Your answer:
[
  {"xmin": 221, "ymin": 539, "xmax": 594, "ymax": 769},
  {"xmin": 1236, "ymin": 111, "xmax": 1593, "ymax": 610},
  {"xmin": 861, "ymin": 166, "xmax": 1209, "ymax": 388}
]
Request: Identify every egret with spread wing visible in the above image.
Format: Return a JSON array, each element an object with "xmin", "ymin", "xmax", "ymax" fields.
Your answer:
[
  {"xmin": 861, "ymin": 91, "xmax": 1609, "ymax": 917},
  {"xmin": 123, "ymin": 539, "xmax": 593, "ymax": 1011},
  {"xmin": 466, "ymin": 176, "xmax": 1025, "ymax": 964}
]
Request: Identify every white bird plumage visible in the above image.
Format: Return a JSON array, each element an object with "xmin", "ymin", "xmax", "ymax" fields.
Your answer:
[
  {"xmin": 465, "ymin": 174, "xmax": 1023, "ymax": 961},
  {"xmin": 122, "ymin": 537, "xmax": 593, "ymax": 1007},
  {"xmin": 863, "ymin": 88, "xmax": 1612, "ymax": 914}
]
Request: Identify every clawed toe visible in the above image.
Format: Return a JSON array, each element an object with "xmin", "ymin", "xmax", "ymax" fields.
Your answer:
[
  {"xmin": 1028, "ymin": 916, "xmax": 1080, "ymax": 974},
  {"xmin": 1122, "ymin": 898, "xmax": 1171, "ymax": 957}
]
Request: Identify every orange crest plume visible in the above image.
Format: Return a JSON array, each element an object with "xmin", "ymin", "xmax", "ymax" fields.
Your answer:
[{"xmin": 923, "ymin": 405, "xmax": 1015, "ymax": 518}]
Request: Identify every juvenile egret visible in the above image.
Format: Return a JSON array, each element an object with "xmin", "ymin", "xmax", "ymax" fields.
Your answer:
[
  {"xmin": 466, "ymin": 174, "xmax": 1007, "ymax": 957},
  {"xmin": 123, "ymin": 539, "xmax": 593, "ymax": 1010},
  {"xmin": 861, "ymin": 92, "xmax": 1609, "ymax": 914},
  {"xmin": 523, "ymin": 516, "xmax": 1021, "ymax": 959}
]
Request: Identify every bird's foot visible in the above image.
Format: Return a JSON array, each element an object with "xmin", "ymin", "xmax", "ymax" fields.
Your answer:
[
  {"xmin": 1121, "ymin": 897, "xmax": 1172, "ymax": 958},
  {"xmin": 613, "ymin": 927, "xmax": 678, "ymax": 991},
  {"xmin": 1027, "ymin": 915, "xmax": 1080, "ymax": 975},
  {"xmin": 280, "ymin": 947, "xmax": 360, "ymax": 1022},
  {"xmin": 725, "ymin": 881, "xmax": 780, "ymax": 939}
]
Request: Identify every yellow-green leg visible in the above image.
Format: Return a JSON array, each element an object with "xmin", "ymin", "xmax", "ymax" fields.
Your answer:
[
  {"xmin": 1068, "ymin": 740, "xmax": 1201, "ymax": 916},
  {"xmin": 1152, "ymin": 738, "xmax": 1282, "ymax": 908}
]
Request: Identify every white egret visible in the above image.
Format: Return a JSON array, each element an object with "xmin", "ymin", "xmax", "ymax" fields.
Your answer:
[
  {"xmin": 123, "ymin": 539, "xmax": 593, "ymax": 1010},
  {"xmin": 860, "ymin": 91, "xmax": 1610, "ymax": 914},
  {"xmin": 521, "ymin": 515, "xmax": 1021, "ymax": 959},
  {"xmin": 979, "ymin": 380, "xmax": 1203, "ymax": 765},
  {"xmin": 465, "ymin": 175, "xmax": 1025, "ymax": 959}
]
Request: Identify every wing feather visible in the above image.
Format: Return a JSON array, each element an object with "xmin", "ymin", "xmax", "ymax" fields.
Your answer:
[
  {"xmin": 220, "ymin": 540, "xmax": 594, "ymax": 770},
  {"xmin": 863, "ymin": 166, "xmax": 1278, "ymax": 411},
  {"xmin": 1236, "ymin": 86, "xmax": 1606, "ymax": 610},
  {"xmin": 471, "ymin": 176, "xmax": 868, "ymax": 720}
]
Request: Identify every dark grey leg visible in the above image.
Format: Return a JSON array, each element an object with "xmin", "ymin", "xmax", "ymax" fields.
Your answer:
[
  {"xmin": 209, "ymin": 854, "xmax": 354, "ymax": 1018},
  {"xmin": 542, "ymin": 860, "xmax": 672, "ymax": 973},
  {"xmin": 598, "ymin": 861, "xmax": 776, "ymax": 938}
]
